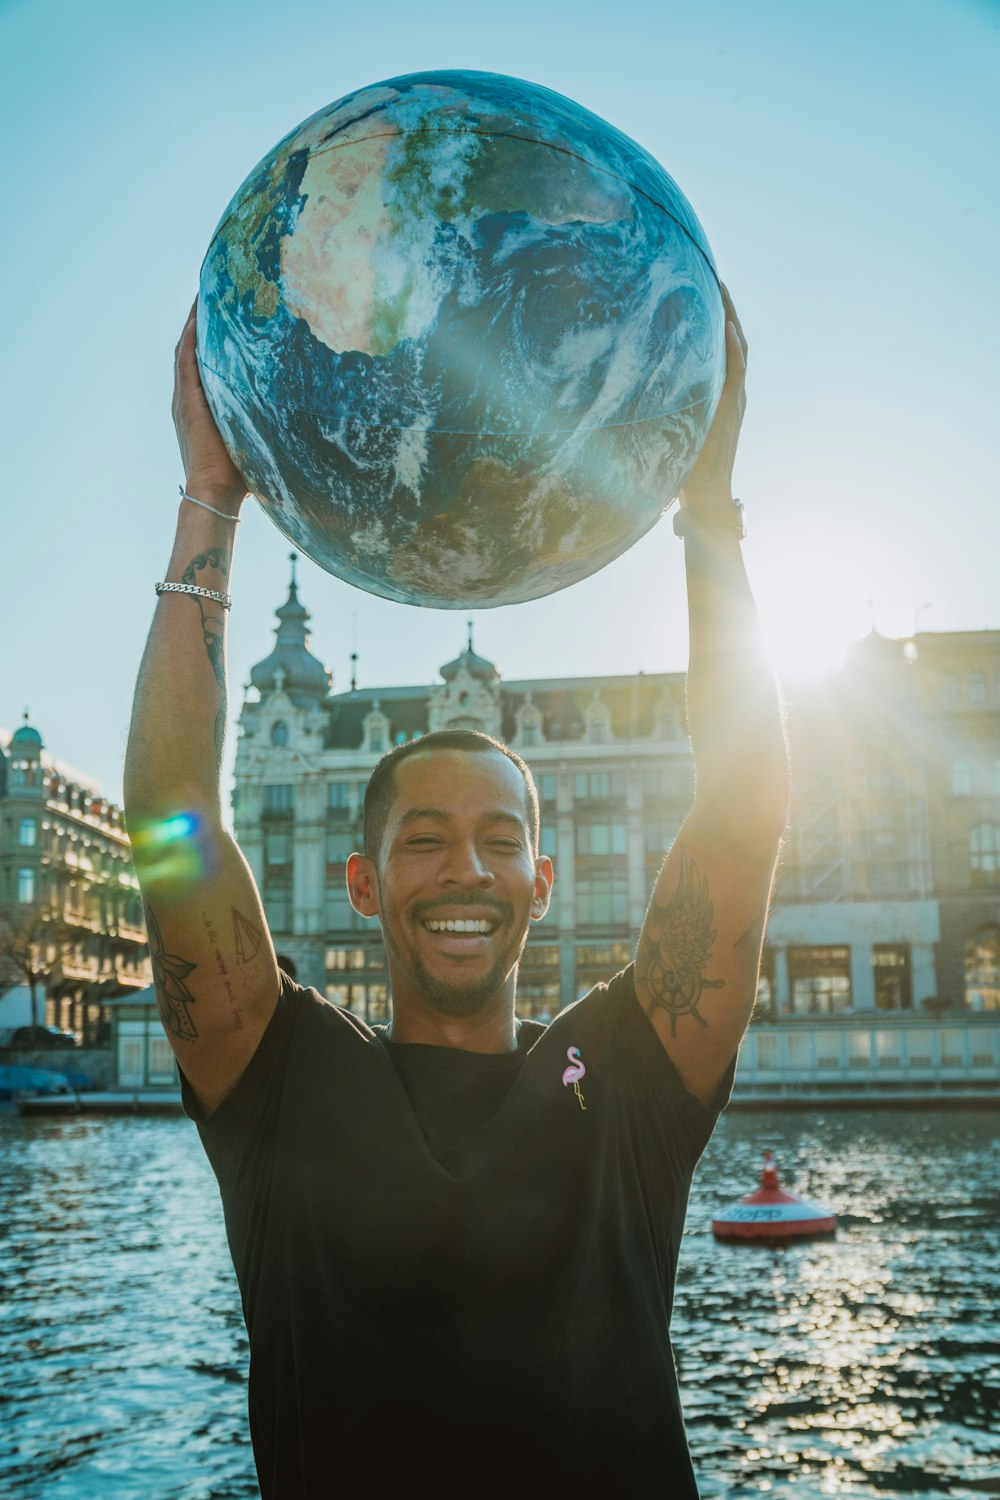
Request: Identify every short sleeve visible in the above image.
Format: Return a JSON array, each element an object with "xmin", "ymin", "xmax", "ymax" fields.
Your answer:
[
  {"xmin": 603, "ymin": 964, "xmax": 735, "ymax": 1174},
  {"xmin": 179, "ymin": 972, "xmax": 304, "ymax": 1193}
]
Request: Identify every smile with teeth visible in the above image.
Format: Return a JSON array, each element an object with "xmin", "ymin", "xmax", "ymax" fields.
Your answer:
[{"xmin": 423, "ymin": 918, "xmax": 497, "ymax": 934}]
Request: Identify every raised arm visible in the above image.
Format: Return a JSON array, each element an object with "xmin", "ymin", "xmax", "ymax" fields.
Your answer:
[
  {"xmin": 124, "ymin": 302, "xmax": 279, "ymax": 1114},
  {"xmin": 634, "ymin": 288, "xmax": 789, "ymax": 1105}
]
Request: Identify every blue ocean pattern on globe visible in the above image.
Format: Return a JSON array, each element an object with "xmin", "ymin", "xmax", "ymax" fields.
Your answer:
[{"xmin": 198, "ymin": 71, "xmax": 726, "ymax": 607}]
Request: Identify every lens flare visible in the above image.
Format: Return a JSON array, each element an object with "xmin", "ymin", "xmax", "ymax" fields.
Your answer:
[{"xmin": 129, "ymin": 811, "xmax": 205, "ymax": 890}]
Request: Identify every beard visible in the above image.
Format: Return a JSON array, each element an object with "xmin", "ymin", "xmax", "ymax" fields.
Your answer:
[{"xmin": 378, "ymin": 888, "xmax": 526, "ymax": 1018}]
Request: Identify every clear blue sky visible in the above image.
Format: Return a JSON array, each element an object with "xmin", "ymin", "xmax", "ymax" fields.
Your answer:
[{"xmin": 1, "ymin": 0, "xmax": 997, "ymax": 802}]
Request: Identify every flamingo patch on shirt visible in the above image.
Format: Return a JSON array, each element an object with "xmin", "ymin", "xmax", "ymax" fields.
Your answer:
[{"xmin": 562, "ymin": 1046, "xmax": 587, "ymax": 1111}]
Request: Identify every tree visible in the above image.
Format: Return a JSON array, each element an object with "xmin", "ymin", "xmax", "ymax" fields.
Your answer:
[{"xmin": 0, "ymin": 908, "xmax": 81, "ymax": 1037}]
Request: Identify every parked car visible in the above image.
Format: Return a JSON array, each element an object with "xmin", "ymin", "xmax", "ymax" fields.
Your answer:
[{"xmin": 11, "ymin": 1025, "xmax": 78, "ymax": 1049}]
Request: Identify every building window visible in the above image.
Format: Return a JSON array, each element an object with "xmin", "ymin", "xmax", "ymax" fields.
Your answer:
[
  {"xmin": 363, "ymin": 708, "xmax": 389, "ymax": 754},
  {"xmin": 325, "ymin": 947, "xmax": 365, "ymax": 971},
  {"xmin": 516, "ymin": 980, "xmax": 561, "ymax": 1019},
  {"xmin": 787, "ymin": 945, "xmax": 851, "ymax": 1015},
  {"xmin": 18, "ymin": 817, "xmax": 37, "ymax": 847},
  {"xmin": 969, "ymin": 672, "xmax": 985, "ymax": 704},
  {"xmin": 942, "ymin": 674, "xmax": 958, "ymax": 705},
  {"xmin": 263, "ymin": 783, "xmax": 294, "ymax": 813},
  {"xmin": 325, "ymin": 886, "xmax": 360, "ymax": 931},
  {"xmin": 538, "ymin": 774, "xmax": 557, "ymax": 804},
  {"xmin": 576, "ymin": 872, "xmax": 629, "ymax": 927},
  {"xmin": 264, "ymin": 894, "xmax": 290, "ymax": 932},
  {"xmin": 951, "ymin": 761, "xmax": 972, "ymax": 796},
  {"xmin": 574, "ymin": 771, "xmax": 625, "ymax": 803},
  {"xmin": 326, "ymin": 830, "xmax": 354, "ymax": 871},
  {"xmin": 965, "ymin": 929, "xmax": 1000, "ymax": 1011},
  {"xmin": 265, "ymin": 830, "xmax": 293, "ymax": 865},
  {"xmin": 17, "ymin": 867, "xmax": 35, "ymax": 904},
  {"xmin": 270, "ymin": 720, "xmax": 289, "ymax": 747},
  {"xmin": 576, "ymin": 821, "xmax": 628, "ymax": 856},
  {"xmin": 328, "ymin": 781, "xmax": 354, "ymax": 812},
  {"xmin": 971, "ymin": 824, "xmax": 1000, "ymax": 883},
  {"xmin": 873, "ymin": 944, "xmax": 912, "ymax": 1010},
  {"xmin": 538, "ymin": 826, "xmax": 558, "ymax": 859},
  {"xmin": 325, "ymin": 980, "xmax": 388, "ymax": 1023}
]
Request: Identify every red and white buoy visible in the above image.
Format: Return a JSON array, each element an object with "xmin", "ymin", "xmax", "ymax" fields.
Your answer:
[{"xmin": 711, "ymin": 1151, "xmax": 837, "ymax": 1243}]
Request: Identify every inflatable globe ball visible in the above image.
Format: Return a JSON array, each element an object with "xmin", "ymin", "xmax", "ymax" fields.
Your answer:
[{"xmin": 197, "ymin": 71, "xmax": 726, "ymax": 609}]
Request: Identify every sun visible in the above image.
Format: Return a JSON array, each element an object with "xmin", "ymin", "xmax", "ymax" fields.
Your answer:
[{"xmin": 763, "ymin": 615, "xmax": 849, "ymax": 683}]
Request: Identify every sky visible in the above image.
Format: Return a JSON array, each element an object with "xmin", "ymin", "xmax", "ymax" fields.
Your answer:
[{"xmin": 1, "ymin": 0, "xmax": 997, "ymax": 804}]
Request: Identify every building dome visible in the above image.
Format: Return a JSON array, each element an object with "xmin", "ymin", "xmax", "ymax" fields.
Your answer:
[
  {"xmin": 439, "ymin": 623, "xmax": 499, "ymax": 685},
  {"xmin": 249, "ymin": 555, "xmax": 332, "ymax": 707},
  {"xmin": 10, "ymin": 715, "xmax": 43, "ymax": 750}
]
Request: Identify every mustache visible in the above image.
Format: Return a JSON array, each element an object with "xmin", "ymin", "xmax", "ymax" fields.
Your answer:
[{"xmin": 412, "ymin": 895, "xmax": 512, "ymax": 923}]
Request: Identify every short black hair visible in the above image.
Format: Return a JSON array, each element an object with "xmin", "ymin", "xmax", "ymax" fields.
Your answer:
[{"xmin": 362, "ymin": 729, "xmax": 539, "ymax": 862}]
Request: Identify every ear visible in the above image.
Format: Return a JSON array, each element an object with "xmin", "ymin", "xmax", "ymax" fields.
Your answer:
[
  {"xmin": 347, "ymin": 853, "xmax": 381, "ymax": 918},
  {"xmin": 531, "ymin": 855, "xmax": 554, "ymax": 921}
]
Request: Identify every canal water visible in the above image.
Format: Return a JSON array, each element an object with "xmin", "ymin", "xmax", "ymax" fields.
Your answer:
[{"xmin": 1, "ymin": 1108, "xmax": 996, "ymax": 1499}]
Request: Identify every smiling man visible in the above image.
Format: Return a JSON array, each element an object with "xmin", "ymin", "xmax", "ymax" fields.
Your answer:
[{"xmin": 124, "ymin": 288, "xmax": 788, "ymax": 1499}]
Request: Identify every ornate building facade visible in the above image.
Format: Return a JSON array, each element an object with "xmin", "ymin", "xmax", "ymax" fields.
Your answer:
[
  {"xmin": 0, "ymin": 717, "xmax": 150, "ymax": 1042},
  {"xmin": 233, "ymin": 564, "xmax": 1000, "ymax": 1030}
]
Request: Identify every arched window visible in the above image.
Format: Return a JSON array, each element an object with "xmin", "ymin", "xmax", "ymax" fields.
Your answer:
[
  {"xmin": 515, "ymin": 696, "xmax": 544, "ymax": 750},
  {"xmin": 584, "ymin": 695, "xmax": 612, "ymax": 746},
  {"xmin": 965, "ymin": 928, "xmax": 1000, "ymax": 1011},
  {"xmin": 970, "ymin": 824, "xmax": 1000, "ymax": 883},
  {"xmin": 271, "ymin": 720, "xmax": 289, "ymax": 747},
  {"xmin": 362, "ymin": 703, "xmax": 389, "ymax": 755}
]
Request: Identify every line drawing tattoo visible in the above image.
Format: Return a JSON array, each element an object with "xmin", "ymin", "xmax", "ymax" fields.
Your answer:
[
  {"xmin": 636, "ymin": 845, "xmax": 724, "ymax": 1037},
  {"xmin": 181, "ymin": 547, "xmax": 229, "ymax": 762},
  {"xmin": 232, "ymin": 907, "xmax": 263, "ymax": 964},
  {"xmin": 146, "ymin": 905, "xmax": 199, "ymax": 1041}
]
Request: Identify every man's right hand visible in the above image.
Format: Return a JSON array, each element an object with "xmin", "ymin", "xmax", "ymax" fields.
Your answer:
[{"xmin": 173, "ymin": 299, "xmax": 248, "ymax": 515}]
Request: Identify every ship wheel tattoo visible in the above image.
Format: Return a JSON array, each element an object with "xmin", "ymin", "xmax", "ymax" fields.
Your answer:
[
  {"xmin": 636, "ymin": 846, "xmax": 724, "ymax": 1037},
  {"xmin": 146, "ymin": 905, "xmax": 199, "ymax": 1042}
]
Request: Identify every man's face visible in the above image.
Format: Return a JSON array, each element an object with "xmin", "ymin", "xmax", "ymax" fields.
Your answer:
[{"xmin": 354, "ymin": 749, "xmax": 552, "ymax": 1019}]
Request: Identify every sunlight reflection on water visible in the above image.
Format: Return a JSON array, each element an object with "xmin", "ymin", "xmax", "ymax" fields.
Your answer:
[{"xmin": 0, "ymin": 1109, "xmax": 996, "ymax": 1498}]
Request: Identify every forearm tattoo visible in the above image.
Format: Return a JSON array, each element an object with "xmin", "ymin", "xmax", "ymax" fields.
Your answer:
[
  {"xmin": 636, "ymin": 845, "xmax": 724, "ymax": 1038},
  {"xmin": 146, "ymin": 905, "xmax": 199, "ymax": 1041},
  {"xmin": 181, "ymin": 547, "xmax": 230, "ymax": 762}
]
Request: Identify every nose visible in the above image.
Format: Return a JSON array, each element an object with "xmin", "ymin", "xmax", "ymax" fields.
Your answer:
[{"xmin": 436, "ymin": 839, "xmax": 495, "ymax": 890}]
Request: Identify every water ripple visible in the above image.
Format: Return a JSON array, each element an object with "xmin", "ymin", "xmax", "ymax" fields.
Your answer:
[{"xmin": 1, "ymin": 1109, "xmax": 996, "ymax": 1498}]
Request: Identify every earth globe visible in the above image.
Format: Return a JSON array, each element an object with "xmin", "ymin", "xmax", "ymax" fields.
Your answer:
[{"xmin": 197, "ymin": 70, "xmax": 726, "ymax": 608}]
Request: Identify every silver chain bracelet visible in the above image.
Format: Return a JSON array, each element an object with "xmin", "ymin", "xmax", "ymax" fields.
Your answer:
[{"xmin": 155, "ymin": 581, "xmax": 232, "ymax": 610}]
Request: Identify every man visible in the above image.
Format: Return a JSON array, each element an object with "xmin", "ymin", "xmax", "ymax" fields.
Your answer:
[{"xmin": 124, "ymin": 287, "xmax": 788, "ymax": 1497}]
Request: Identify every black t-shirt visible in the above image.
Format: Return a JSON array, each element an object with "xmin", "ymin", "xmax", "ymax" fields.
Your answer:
[{"xmin": 182, "ymin": 965, "xmax": 733, "ymax": 1499}]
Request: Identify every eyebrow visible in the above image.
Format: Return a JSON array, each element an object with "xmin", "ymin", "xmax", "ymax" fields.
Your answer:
[{"xmin": 397, "ymin": 807, "xmax": 527, "ymax": 833}]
